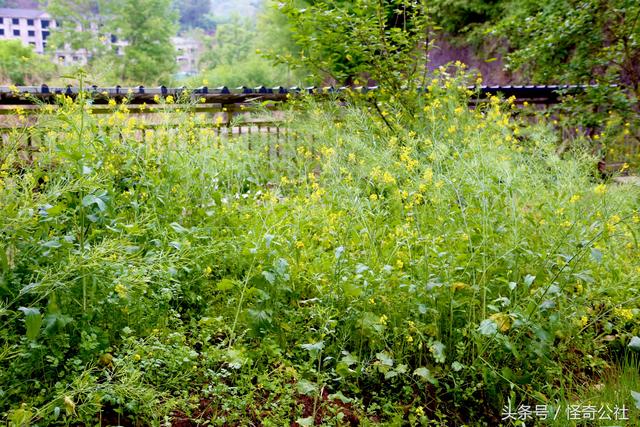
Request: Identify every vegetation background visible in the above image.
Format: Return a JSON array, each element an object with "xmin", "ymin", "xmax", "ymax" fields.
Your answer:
[{"xmin": 0, "ymin": 0, "xmax": 639, "ymax": 426}]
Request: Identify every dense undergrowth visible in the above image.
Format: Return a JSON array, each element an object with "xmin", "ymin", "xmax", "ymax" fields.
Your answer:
[{"xmin": 1, "ymin": 77, "xmax": 639, "ymax": 426}]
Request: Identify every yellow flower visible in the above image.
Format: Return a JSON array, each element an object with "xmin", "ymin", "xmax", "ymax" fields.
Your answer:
[
  {"xmin": 613, "ymin": 308, "xmax": 634, "ymax": 321},
  {"xmin": 166, "ymin": 95, "xmax": 175, "ymax": 104},
  {"xmin": 295, "ymin": 241, "xmax": 305, "ymax": 249},
  {"xmin": 381, "ymin": 171, "xmax": 395, "ymax": 185},
  {"xmin": 379, "ymin": 315, "xmax": 388, "ymax": 326},
  {"xmin": 396, "ymin": 259, "xmax": 404, "ymax": 270},
  {"xmin": 406, "ymin": 335, "xmax": 414, "ymax": 343},
  {"xmin": 133, "ymin": 354, "xmax": 141, "ymax": 361},
  {"xmin": 489, "ymin": 313, "xmax": 512, "ymax": 332},
  {"xmin": 114, "ymin": 283, "xmax": 128, "ymax": 298},
  {"xmin": 423, "ymin": 167, "xmax": 433, "ymax": 183},
  {"xmin": 204, "ymin": 266, "xmax": 213, "ymax": 276},
  {"xmin": 593, "ymin": 184, "xmax": 607, "ymax": 195},
  {"xmin": 452, "ymin": 282, "xmax": 466, "ymax": 292},
  {"xmin": 578, "ymin": 316, "xmax": 588, "ymax": 327}
]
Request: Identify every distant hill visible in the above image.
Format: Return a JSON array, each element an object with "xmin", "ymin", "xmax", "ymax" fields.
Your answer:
[
  {"xmin": 211, "ymin": 0, "xmax": 264, "ymax": 20},
  {"xmin": 3, "ymin": 0, "xmax": 39, "ymax": 8}
]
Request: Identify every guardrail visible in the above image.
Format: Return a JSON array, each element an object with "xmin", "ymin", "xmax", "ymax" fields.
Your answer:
[{"xmin": 0, "ymin": 84, "xmax": 604, "ymax": 107}]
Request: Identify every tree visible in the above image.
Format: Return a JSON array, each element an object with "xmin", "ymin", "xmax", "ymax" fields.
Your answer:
[
  {"xmin": 110, "ymin": 0, "xmax": 179, "ymax": 83},
  {"xmin": 41, "ymin": 0, "xmax": 110, "ymax": 57},
  {"xmin": 0, "ymin": 40, "xmax": 56, "ymax": 85},
  {"xmin": 199, "ymin": 16, "xmax": 256, "ymax": 69},
  {"xmin": 44, "ymin": 0, "xmax": 178, "ymax": 83},
  {"xmin": 273, "ymin": 0, "xmax": 432, "ymax": 87},
  {"xmin": 174, "ymin": 0, "xmax": 215, "ymax": 31}
]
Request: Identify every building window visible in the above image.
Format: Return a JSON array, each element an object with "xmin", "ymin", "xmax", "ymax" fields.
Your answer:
[
  {"xmin": 12, "ymin": 18, "xmax": 19, "ymax": 25},
  {"xmin": 0, "ymin": 18, "xmax": 3, "ymax": 24},
  {"xmin": 43, "ymin": 31, "xmax": 50, "ymax": 40},
  {"xmin": 0, "ymin": 29, "xmax": 4, "ymax": 36},
  {"xmin": 28, "ymin": 30, "xmax": 35, "ymax": 37},
  {"xmin": 41, "ymin": 20, "xmax": 50, "ymax": 28},
  {"xmin": 13, "ymin": 29, "xmax": 20, "ymax": 36},
  {"xmin": 27, "ymin": 19, "xmax": 34, "ymax": 26}
]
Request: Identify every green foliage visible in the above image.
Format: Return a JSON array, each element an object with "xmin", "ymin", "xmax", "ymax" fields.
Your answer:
[
  {"xmin": 274, "ymin": 0, "xmax": 432, "ymax": 86},
  {"xmin": 109, "ymin": 0, "xmax": 179, "ymax": 83},
  {"xmin": 43, "ymin": 0, "xmax": 110, "ymax": 55},
  {"xmin": 0, "ymin": 40, "xmax": 56, "ymax": 85},
  {"xmin": 174, "ymin": 0, "xmax": 216, "ymax": 31},
  {"xmin": 195, "ymin": 15, "xmax": 301, "ymax": 87},
  {"xmin": 199, "ymin": 17, "xmax": 257, "ymax": 68},
  {"xmin": 1, "ymin": 71, "xmax": 639, "ymax": 424},
  {"xmin": 45, "ymin": 0, "xmax": 179, "ymax": 83}
]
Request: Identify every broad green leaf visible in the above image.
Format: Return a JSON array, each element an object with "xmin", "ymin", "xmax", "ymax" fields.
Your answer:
[
  {"xmin": 170, "ymin": 222, "xmax": 189, "ymax": 233},
  {"xmin": 628, "ymin": 336, "xmax": 640, "ymax": 351},
  {"xmin": 376, "ymin": 351, "xmax": 394, "ymax": 367},
  {"xmin": 430, "ymin": 341, "xmax": 446, "ymax": 363},
  {"xmin": 296, "ymin": 417, "xmax": 314, "ymax": 426},
  {"xmin": 41, "ymin": 240, "xmax": 62, "ymax": 249},
  {"xmin": 414, "ymin": 367, "xmax": 437, "ymax": 385},
  {"xmin": 523, "ymin": 274, "xmax": 536, "ymax": 287},
  {"xmin": 631, "ymin": 390, "xmax": 640, "ymax": 409},
  {"xmin": 479, "ymin": 319, "xmax": 498, "ymax": 336},
  {"xmin": 297, "ymin": 379, "xmax": 317, "ymax": 396},
  {"xmin": 328, "ymin": 391, "xmax": 352, "ymax": 403},
  {"xmin": 590, "ymin": 248, "xmax": 603, "ymax": 263},
  {"xmin": 301, "ymin": 340, "xmax": 324, "ymax": 356},
  {"xmin": 19, "ymin": 307, "xmax": 42, "ymax": 340},
  {"xmin": 216, "ymin": 278, "xmax": 235, "ymax": 291}
]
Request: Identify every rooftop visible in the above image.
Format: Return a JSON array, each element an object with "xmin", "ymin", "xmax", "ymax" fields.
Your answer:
[{"xmin": 0, "ymin": 8, "xmax": 50, "ymax": 19}]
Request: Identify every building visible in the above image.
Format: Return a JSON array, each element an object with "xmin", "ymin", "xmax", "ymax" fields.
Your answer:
[
  {"xmin": 0, "ymin": 7, "xmax": 202, "ymax": 74},
  {"xmin": 173, "ymin": 35, "xmax": 202, "ymax": 76},
  {"xmin": 0, "ymin": 7, "xmax": 55, "ymax": 54}
]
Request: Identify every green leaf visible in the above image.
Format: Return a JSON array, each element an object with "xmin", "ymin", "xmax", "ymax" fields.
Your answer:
[
  {"xmin": 262, "ymin": 271, "xmax": 276, "ymax": 284},
  {"xmin": 42, "ymin": 240, "xmax": 62, "ymax": 249},
  {"xmin": 0, "ymin": 246, "xmax": 8, "ymax": 273},
  {"xmin": 19, "ymin": 307, "xmax": 42, "ymax": 340},
  {"xmin": 430, "ymin": 341, "xmax": 446, "ymax": 363},
  {"xmin": 590, "ymin": 248, "xmax": 603, "ymax": 263},
  {"xmin": 413, "ymin": 367, "xmax": 437, "ymax": 385},
  {"xmin": 170, "ymin": 222, "xmax": 189, "ymax": 234},
  {"xmin": 523, "ymin": 274, "xmax": 536, "ymax": 287},
  {"xmin": 296, "ymin": 417, "xmax": 314, "ymax": 426},
  {"xmin": 376, "ymin": 351, "xmax": 394, "ymax": 367},
  {"xmin": 479, "ymin": 319, "xmax": 498, "ymax": 336},
  {"xmin": 216, "ymin": 278, "xmax": 235, "ymax": 291},
  {"xmin": 631, "ymin": 390, "xmax": 640, "ymax": 409},
  {"xmin": 297, "ymin": 379, "xmax": 317, "ymax": 396},
  {"xmin": 82, "ymin": 194, "xmax": 107, "ymax": 211},
  {"xmin": 328, "ymin": 391, "xmax": 352, "ymax": 403},
  {"xmin": 301, "ymin": 340, "xmax": 324, "ymax": 356}
]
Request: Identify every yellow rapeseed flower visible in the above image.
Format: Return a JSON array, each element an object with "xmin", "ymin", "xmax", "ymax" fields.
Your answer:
[{"xmin": 593, "ymin": 184, "xmax": 607, "ymax": 195}]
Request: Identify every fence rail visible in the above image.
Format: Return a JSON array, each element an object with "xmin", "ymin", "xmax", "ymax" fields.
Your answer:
[{"xmin": 0, "ymin": 84, "xmax": 604, "ymax": 107}]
